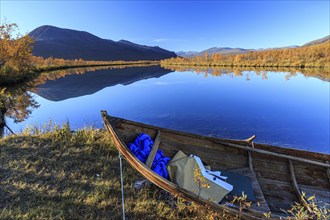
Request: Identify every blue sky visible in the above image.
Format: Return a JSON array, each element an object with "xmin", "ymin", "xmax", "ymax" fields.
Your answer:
[{"xmin": 1, "ymin": 1, "xmax": 329, "ymax": 52}]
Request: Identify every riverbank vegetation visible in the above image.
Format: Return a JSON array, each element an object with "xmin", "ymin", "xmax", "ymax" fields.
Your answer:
[
  {"xmin": 0, "ymin": 126, "xmax": 329, "ymax": 219},
  {"xmin": 30, "ymin": 57, "xmax": 160, "ymax": 72},
  {"xmin": 161, "ymin": 41, "xmax": 330, "ymax": 68}
]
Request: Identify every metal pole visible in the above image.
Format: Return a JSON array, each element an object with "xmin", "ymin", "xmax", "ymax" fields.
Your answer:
[
  {"xmin": 4, "ymin": 124, "xmax": 15, "ymax": 135},
  {"xmin": 118, "ymin": 152, "xmax": 126, "ymax": 220}
]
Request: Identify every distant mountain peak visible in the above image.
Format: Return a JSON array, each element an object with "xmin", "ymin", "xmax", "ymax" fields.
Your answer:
[
  {"xmin": 29, "ymin": 25, "xmax": 102, "ymax": 42},
  {"xmin": 176, "ymin": 51, "xmax": 199, "ymax": 57},
  {"xmin": 118, "ymin": 39, "xmax": 132, "ymax": 43},
  {"xmin": 177, "ymin": 47, "xmax": 253, "ymax": 57}
]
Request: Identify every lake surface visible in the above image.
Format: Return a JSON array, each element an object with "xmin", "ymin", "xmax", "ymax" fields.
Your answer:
[{"xmin": 4, "ymin": 65, "xmax": 330, "ymax": 154}]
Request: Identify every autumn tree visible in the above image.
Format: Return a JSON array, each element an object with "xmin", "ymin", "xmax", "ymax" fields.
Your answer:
[{"xmin": 0, "ymin": 22, "xmax": 35, "ymax": 84}]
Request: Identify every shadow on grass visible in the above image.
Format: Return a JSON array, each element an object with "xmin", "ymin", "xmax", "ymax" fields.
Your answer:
[{"xmin": 0, "ymin": 133, "xmax": 124, "ymax": 219}]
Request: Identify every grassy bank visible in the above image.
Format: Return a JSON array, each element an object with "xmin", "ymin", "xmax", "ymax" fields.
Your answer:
[
  {"xmin": 0, "ymin": 125, "xmax": 222, "ymax": 219},
  {"xmin": 1, "ymin": 125, "xmax": 328, "ymax": 219}
]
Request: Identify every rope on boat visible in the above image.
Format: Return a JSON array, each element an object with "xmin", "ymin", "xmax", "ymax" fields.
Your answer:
[{"xmin": 118, "ymin": 152, "xmax": 126, "ymax": 220}]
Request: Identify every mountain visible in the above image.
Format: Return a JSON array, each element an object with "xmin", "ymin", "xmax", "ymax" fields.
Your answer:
[
  {"xmin": 29, "ymin": 25, "xmax": 177, "ymax": 61},
  {"xmin": 198, "ymin": 47, "xmax": 253, "ymax": 56},
  {"xmin": 176, "ymin": 48, "xmax": 252, "ymax": 57},
  {"xmin": 176, "ymin": 51, "xmax": 199, "ymax": 57},
  {"xmin": 255, "ymin": 45, "xmax": 299, "ymax": 52},
  {"xmin": 177, "ymin": 36, "xmax": 329, "ymax": 58},
  {"xmin": 303, "ymin": 35, "xmax": 330, "ymax": 47},
  {"xmin": 36, "ymin": 65, "xmax": 171, "ymax": 101}
]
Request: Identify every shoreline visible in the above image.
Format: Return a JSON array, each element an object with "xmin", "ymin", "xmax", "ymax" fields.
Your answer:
[
  {"xmin": 34, "ymin": 60, "xmax": 160, "ymax": 72},
  {"xmin": 160, "ymin": 62, "xmax": 329, "ymax": 69},
  {"xmin": 0, "ymin": 60, "xmax": 160, "ymax": 86}
]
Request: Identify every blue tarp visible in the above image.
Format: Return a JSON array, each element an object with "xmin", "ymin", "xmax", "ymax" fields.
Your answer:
[{"xmin": 128, "ymin": 133, "xmax": 170, "ymax": 179}]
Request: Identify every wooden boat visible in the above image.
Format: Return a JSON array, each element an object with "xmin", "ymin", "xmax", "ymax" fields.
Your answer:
[{"xmin": 101, "ymin": 111, "xmax": 330, "ymax": 219}]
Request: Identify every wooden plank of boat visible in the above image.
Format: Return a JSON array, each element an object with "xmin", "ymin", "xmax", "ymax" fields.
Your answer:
[
  {"xmin": 145, "ymin": 130, "xmax": 161, "ymax": 168},
  {"xmin": 289, "ymin": 160, "xmax": 305, "ymax": 204},
  {"xmin": 101, "ymin": 110, "xmax": 330, "ymax": 219},
  {"xmin": 248, "ymin": 151, "xmax": 271, "ymax": 212},
  {"xmin": 216, "ymin": 141, "xmax": 330, "ymax": 168}
]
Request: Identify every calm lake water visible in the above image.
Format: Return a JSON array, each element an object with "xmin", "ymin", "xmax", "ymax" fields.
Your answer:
[{"xmin": 4, "ymin": 65, "xmax": 330, "ymax": 154}]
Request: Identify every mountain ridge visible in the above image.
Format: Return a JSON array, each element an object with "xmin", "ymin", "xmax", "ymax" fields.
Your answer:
[
  {"xmin": 303, "ymin": 35, "xmax": 329, "ymax": 47},
  {"xmin": 177, "ymin": 35, "xmax": 329, "ymax": 57},
  {"xmin": 29, "ymin": 25, "xmax": 177, "ymax": 61}
]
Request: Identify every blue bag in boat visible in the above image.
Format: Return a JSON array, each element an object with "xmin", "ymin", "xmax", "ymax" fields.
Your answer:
[{"xmin": 129, "ymin": 133, "xmax": 170, "ymax": 179}]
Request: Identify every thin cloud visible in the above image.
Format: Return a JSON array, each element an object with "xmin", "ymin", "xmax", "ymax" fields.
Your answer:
[
  {"xmin": 153, "ymin": 38, "xmax": 185, "ymax": 42},
  {"xmin": 153, "ymin": 38, "xmax": 170, "ymax": 42}
]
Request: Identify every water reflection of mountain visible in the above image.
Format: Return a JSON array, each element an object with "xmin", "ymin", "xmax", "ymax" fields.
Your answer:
[{"xmin": 36, "ymin": 65, "xmax": 171, "ymax": 101}]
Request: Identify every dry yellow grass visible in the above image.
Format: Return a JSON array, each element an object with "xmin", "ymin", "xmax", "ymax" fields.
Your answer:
[{"xmin": 0, "ymin": 125, "xmax": 224, "ymax": 219}]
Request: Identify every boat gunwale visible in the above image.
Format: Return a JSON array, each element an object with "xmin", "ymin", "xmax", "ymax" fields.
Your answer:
[{"xmin": 106, "ymin": 113, "xmax": 330, "ymax": 162}]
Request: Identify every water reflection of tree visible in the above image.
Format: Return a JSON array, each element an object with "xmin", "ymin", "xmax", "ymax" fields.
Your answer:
[
  {"xmin": 0, "ymin": 64, "xmax": 161, "ymax": 136},
  {"xmin": 0, "ymin": 83, "xmax": 39, "ymax": 135},
  {"xmin": 0, "ymin": 66, "xmax": 114, "ymax": 133},
  {"xmin": 161, "ymin": 65, "xmax": 330, "ymax": 82}
]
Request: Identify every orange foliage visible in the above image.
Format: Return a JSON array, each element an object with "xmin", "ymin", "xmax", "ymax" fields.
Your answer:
[{"xmin": 0, "ymin": 22, "xmax": 35, "ymax": 83}]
